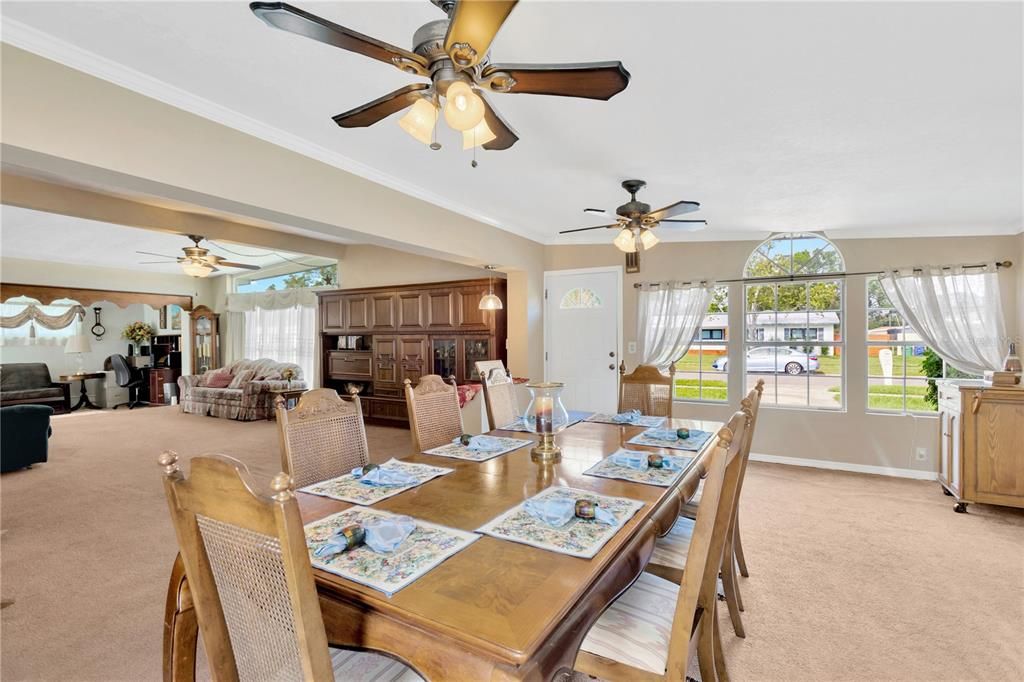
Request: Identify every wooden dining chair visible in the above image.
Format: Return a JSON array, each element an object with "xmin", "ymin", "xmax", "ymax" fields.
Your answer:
[
  {"xmin": 650, "ymin": 379, "xmax": 764, "ymax": 639},
  {"xmin": 574, "ymin": 410, "xmax": 750, "ymax": 682},
  {"xmin": 158, "ymin": 452, "xmax": 420, "ymax": 681},
  {"xmin": 275, "ymin": 388, "xmax": 369, "ymax": 489},
  {"xmin": 618, "ymin": 363, "xmax": 676, "ymax": 418},
  {"xmin": 480, "ymin": 367, "xmax": 520, "ymax": 431},
  {"xmin": 404, "ymin": 374, "xmax": 463, "ymax": 452}
]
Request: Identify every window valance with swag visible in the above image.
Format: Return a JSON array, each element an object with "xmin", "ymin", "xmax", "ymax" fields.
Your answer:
[{"xmin": 0, "ymin": 301, "xmax": 86, "ymax": 346}]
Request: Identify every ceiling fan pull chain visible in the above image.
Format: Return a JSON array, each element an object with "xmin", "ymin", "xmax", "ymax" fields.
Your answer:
[{"xmin": 471, "ymin": 129, "xmax": 479, "ymax": 168}]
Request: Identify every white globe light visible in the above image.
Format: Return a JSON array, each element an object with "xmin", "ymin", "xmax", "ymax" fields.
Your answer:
[{"xmin": 444, "ymin": 81, "xmax": 485, "ymax": 132}]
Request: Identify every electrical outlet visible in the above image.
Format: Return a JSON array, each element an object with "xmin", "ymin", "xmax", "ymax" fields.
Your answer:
[
  {"xmin": 627, "ymin": 341, "xmax": 637, "ymax": 354},
  {"xmin": 915, "ymin": 447, "xmax": 928, "ymax": 462}
]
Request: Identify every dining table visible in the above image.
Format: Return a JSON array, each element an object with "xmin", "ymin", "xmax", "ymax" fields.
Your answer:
[{"xmin": 162, "ymin": 416, "xmax": 724, "ymax": 682}]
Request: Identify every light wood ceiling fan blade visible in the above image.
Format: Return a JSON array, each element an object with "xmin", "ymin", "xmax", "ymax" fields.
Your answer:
[
  {"xmin": 559, "ymin": 224, "xmax": 621, "ymax": 235},
  {"xmin": 136, "ymin": 250, "xmax": 179, "ymax": 259},
  {"xmin": 215, "ymin": 261, "xmax": 261, "ymax": 271},
  {"xmin": 444, "ymin": 0, "xmax": 518, "ymax": 69},
  {"xmin": 138, "ymin": 261, "xmax": 176, "ymax": 265},
  {"xmin": 478, "ymin": 92, "xmax": 519, "ymax": 150},
  {"xmin": 481, "ymin": 62, "xmax": 630, "ymax": 100},
  {"xmin": 250, "ymin": 2, "xmax": 429, "ymax": 76},
  {"xmin": 332, "ymin": 84, "xmax": 432, "ymax": 128},
  {"xmin": 646, "ymin": 200, "xmax": 701, "ymax": 222}
]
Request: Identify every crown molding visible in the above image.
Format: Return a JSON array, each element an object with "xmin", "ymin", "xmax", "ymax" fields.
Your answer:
[{"xmin": 1, "ymin": 19, "xmax": 545, "ymax": 243}]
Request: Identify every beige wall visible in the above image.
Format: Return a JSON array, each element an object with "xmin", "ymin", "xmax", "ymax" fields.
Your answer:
[
  {"xmin": 545, "ymin": 234, "xmax": 1022, "ymax": 473},
  {"xmin": 337, "ymin": 245, "xmax": 498, "ymax": 289},
  {"xmin": 0, "ymin": 45, "xmax": 545, "ymax": 379}
]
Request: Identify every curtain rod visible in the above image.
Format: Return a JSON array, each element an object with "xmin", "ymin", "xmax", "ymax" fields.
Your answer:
[{"xmin": 633, "ymin": 260, "xmax": 1013, "ymax": 288}]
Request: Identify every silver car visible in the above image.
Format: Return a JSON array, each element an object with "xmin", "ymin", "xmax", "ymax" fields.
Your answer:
[{"xmin": 712, "ymin": 347, "xmax": 820, "ymax": 375}]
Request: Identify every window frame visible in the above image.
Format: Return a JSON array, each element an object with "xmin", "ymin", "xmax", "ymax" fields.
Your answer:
[{"xmin": 673, "ymin": 284, "xmax": 729, "ymax": 405}]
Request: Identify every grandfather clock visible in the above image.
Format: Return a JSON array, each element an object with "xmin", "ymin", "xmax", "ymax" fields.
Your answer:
[{"xmin": 189, "ymin": 305, "xmax": 220, "ymax": 373}]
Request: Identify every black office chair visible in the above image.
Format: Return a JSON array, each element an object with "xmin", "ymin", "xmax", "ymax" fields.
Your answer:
[{"xmin": 109, "ymin": 355, "xmax": 147, "ymax": 409}]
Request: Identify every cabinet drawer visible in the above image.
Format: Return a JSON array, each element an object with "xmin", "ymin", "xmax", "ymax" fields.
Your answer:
[
  {"xmin": 373, "ymin": 383, "xmax": 403, "ymax": 399},
  {"xmin": 370, "ymin": 399, "xmax": 408, "ymax": 421},
  {"xmin": 328, "ymin": 351, "xmax": 372, "ymax": 378},
  {"xmin": 937, "ymin": 386, "xmax": 961, "ymax": 412}
]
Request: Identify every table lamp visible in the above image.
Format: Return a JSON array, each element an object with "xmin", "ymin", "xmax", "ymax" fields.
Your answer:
[{"xmin": 64, "ymin": 334, "xmax": 93, "ymax": 374}]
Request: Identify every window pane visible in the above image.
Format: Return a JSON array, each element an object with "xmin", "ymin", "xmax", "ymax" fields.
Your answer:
[
  {"xmin": 744, "ymin": 233, "xmax": 845, "ymax": 278},
  {"xmin": 777, "ymin": 284, "xmax": 807, "ymax": 311},
  {"xmin": 906, "ymin": 377, "xmax": 937, "ymax": 413},
  {"xmin": 674, "ymin": 285, "xmax": 728, "ymax": 403}
]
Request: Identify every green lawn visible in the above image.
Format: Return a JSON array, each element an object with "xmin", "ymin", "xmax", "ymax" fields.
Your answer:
[
  {"xmin": 674, "ymin": 378, "xmax": 727, "ymax": 401},
  {"xmin": 677, "ymin": 352, "xmax": 926, "ymax": 377},
  {"xmin": 828, "ymin": 383, "xmax": 934, "ymax": 412}
]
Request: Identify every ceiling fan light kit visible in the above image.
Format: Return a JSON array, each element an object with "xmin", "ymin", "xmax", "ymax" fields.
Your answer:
[
  {"xmin": 398, "ymin": 96, "xmax": 439, "ymax": 145},
  {"xmin": 182, "ymin": 261, "xmax": 214, "ymax": 278}
]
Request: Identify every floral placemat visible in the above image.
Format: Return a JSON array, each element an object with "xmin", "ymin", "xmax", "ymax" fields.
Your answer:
[
  {"xmin": 477, "ymin": 486, "xmax": 644, "ymax": 559},
  {"xmin": 583, "ymin": 448, "xmax": 694, "ymax": 487},
  {"xmin": 305, "ymin": 507, "xmax": 479, "ymax": 596},
  {"xmin": 627, "ymin": 428, "xmax": 714, "ymax": 452},
  {"xmin": 299, "ymin": 458, "xmax": 453, "ymax": 505},
  {"xmin": 496, "ymin": 410, "xmax": 594, "ymax": 433},
  {"xmin": 584, "ymin": 413, "xmax": 667, "ymax": 428},
  {"xmin": 423, "ymin": 436, "xmax": 532, "ymax": 462}
]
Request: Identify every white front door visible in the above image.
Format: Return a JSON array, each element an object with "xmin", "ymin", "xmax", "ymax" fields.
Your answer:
[{"xmin": 544, "ymin": 267, "xmax": 622, "ymax": 413}]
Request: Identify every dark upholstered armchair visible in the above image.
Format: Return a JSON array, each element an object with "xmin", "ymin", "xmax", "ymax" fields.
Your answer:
[
  {"xmin": 0, "ymin": 363, "xmax": 70, "ymax": 413},
  {"xmin": 1, "ymin": 404, "xmax": 54, "ymax": 473}
]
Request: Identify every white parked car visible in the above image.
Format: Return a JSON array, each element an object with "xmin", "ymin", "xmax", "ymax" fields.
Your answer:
[{"xmin": 712, "ymin": 347, "xmax": 820, "ymax": 375}]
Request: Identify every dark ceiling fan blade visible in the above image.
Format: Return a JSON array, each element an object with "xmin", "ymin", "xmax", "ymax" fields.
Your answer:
[
  {"xmin": 478, "ymin": 92, "xmax": 519, "ymax": 151},
  {"xmin": 250, "ymin": 2, "xmax": 429, "ymax": 76},
  {"xmin": 216, "ymin": 261, "xmax": 262, "ymax": 271},
  {"xmin": 584, "ymin": 208, "xmax": 613, "ymax": 215},
  {"xmin": 646, "ymin": 200, "xmax": 701, "ymax": 222},
  {"xmin": 481, "ymin": 62, "xmax": 630, "ymax": 100},
  {"xmin": 558, "ymin": 224, "xmax": 621, "ymax": 235},
  {"xmin": 443, "ymin": 0, "xmax": 518, "ymax": 69},
  {"xmin": 332, "ymin": 84, "xmax": 432, "ymax": 128},
  {"xmin": 660, "ymin": 219, "xmax": 708, "ymax": 224},
  {"xmin": 136, "ymin": 250, "xmax": 180, "ymax": 259}
]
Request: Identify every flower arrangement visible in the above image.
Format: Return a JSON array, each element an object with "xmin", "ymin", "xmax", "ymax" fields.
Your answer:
[
  {"xmin": 122, "ymin": 321, "xmax": 155, "ymax": 345},
  {"xmin": 282, "ymin": 367, "xmax": 296, "ymax": 386}
]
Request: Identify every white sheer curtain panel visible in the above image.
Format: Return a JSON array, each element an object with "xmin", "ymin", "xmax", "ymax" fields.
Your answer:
[
  {"xmin": 242, "ymin": 306, "xmax": 317, "ymax": 384},
  {"xmin": 637, "ymin": 281, "xmax": 713, "ymax": 369},
  {"xmin": 879, "ymin": 264, "xmax": 1007, "ymax": 375}
]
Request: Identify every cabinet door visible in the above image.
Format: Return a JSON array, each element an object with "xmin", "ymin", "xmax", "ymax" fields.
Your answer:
[
  {"xmin": 321, "ymin": 294, "xmax": 343, "ymax": 331},
  {"xmin": 373, "ymin": 336, "xmax": 398, "ymax": 385},
  {"xmin": 430, "ymin": 337, "xmax": 458, "ymax": 379},
  {"xmin": 426, "ymin": 291, "xmax": 456, "ymax": 328},
  {"xmin": 456, "ymin": 286, "xmax": 491, "ymax": 330},
  {"xmin": 343, "ymin": 295, "xmax": 372, "ymax": 331},
  {"xmin": 397, "ymin": 292, "xmax": 425, "ymax": 329},
  {"xmin": 938, "ymin": 411, "xmax": 950, "ymax": 487},
  {"xmin": 949, "ymin": 412, "xmax": 961, "ymax": 496},
  {"xmin": 968, "ymin": 395, "xmax": 1024, "ymax": 504},
  {"xmin": 372, "ymin": 294, "xmax": 397, "ymax": 330},
  {"xmin": 461, "ymin": 336, "xmax": 493, "ymax": 382},
  {"xmin": 398, "ymin": 336, "xmax": 428, "ymax": 386}
]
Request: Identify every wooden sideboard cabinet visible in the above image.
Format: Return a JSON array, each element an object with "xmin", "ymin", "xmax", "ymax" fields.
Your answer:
[
  {"xmin": 317, "ymin": 278, "xmax": 507, "ymax": 425},
  {"xmin": 937, "ymin": 380, "xmax": 1024, "ymax": 512}
]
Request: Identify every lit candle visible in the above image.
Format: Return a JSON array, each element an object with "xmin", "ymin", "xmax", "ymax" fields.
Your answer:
[{"xmin": 536, "ymin": 396, "xmax": 553, "ymax": 434}]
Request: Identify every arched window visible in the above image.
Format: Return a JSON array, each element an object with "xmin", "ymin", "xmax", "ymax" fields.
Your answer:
[
  {"xmin": 742, "ymin": 233, "xmax": 845, "ymax": 410},
  {"xmin": 559, "ymin": 287, "xmax": 602, "ymax": 309},
  {"xmin": 744, "ymin": 233, "xmax": 845, "ymax": 279}
]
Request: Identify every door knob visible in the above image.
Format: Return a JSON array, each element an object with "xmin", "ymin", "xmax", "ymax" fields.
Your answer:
[
  {"xmin": 609, "ymin": 351, "xmax": 615, "ymax": 357},
  {"xmin": 608, "ymin": 364, "xmax": 615, "ymax": 370}
]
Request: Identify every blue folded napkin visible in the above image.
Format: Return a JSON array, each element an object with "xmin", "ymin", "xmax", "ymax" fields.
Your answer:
[
  {"xmin": 612, "ymin": 451, "xmax": 649, "ymax": 470},
  {"xmin": 611, "ymin": 409, "xmax": 642, "ymax": 424},
  {"xmin": 314, "ymin": 515, "xmax": 417, "ymax": 557},
  {"xmin": 351, "ymin": 466, "xmax": 418, "ymax": 487},
  {"xmin": 645, "ymin": 428, "xmax": 680, "ymax": 442},
  {"xmin": 454, "ymin": 435, "xmax": 505, "ymax": 452},
  {"xmin": 523, "ymin": 497, "xmax": 616, "ymax": 527}
]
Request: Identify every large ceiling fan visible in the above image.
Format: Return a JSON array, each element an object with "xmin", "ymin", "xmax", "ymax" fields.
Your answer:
[
  {"xmin": 560, "ymin": 180, "xmax": 707, "ymax": 252},
  {"xmin": 249, "ymin": 1, "xmax": 630, "ymax": 151},
  {"xmin": 137, "ymin": 235, "xmax": 261, "ymax": 278}
]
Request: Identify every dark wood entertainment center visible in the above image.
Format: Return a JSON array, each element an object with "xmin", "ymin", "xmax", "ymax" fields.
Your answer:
[{"xmin": 316, "ymin": 278, "xmax": 507, "ymax": 424}]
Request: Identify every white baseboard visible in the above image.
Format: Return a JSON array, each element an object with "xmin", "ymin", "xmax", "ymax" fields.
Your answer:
[{"xmin": 749, "ymin": 452, "xmax": 938, "ymax": 481}]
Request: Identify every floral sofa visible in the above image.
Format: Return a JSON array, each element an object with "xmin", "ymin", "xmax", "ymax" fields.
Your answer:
[{"xmin": 177, "ymin": 358, "xmax": 307, "ymax": 421}]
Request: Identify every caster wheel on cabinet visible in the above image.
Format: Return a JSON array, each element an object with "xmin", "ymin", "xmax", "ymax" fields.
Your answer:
[
  {"xmin": 954, "ymin": 502, "xmax": 968, "ymax": 513},
  {"xmin": 942, "ymin": 487, "xmax": 953, "ymax": 497}
]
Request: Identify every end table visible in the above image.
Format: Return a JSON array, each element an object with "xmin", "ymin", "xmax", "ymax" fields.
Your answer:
[
  {"xmin": 267, "ymin": 387, "xmax": 306, "ymax": 421},
  {"xmin": 58, "ymin": 372, "xmax": 106, "ymax": 411}
]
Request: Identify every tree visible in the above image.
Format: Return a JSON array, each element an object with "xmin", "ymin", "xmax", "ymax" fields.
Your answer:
[
  {"xmin": 708, "ymin": 286, "xmax": 728, "ymax": 313},
  {"xmin": 278, "ymin": 264, "xmax": 337, "ymax": 290}
]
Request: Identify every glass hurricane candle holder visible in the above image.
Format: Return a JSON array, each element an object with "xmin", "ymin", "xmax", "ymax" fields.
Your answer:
[{"xmin": 523, "ymin": 382, "xmax": 570, "ymax": 462}]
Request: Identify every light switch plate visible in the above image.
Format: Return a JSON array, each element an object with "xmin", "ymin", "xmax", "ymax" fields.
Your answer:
[{"xmin": 627, "ymin": 341, "xmax": 637, "ymax": 354}]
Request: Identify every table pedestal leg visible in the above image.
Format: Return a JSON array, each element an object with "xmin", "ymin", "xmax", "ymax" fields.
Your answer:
[{"xmin": 70, "ymin": 379, "xmax": 101, "ymax": 411}]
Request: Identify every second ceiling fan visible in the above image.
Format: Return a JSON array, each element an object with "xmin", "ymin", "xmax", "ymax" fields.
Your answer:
[{"xmin": 250, "ymin": 0, "xmax": 630, "ymax": 151}]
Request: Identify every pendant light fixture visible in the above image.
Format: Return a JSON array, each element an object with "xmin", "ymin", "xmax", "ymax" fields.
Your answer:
[{"xmin": 478, "ymin": 265, "xmax": 504, "ymax": 310}]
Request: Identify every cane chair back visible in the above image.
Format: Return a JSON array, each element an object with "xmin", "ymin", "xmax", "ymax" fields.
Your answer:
[
  {"xmin": 276, "ymin": 388, "xmax": 369, "ymax": 488},
  {"xmin": 404, "ymin": 375, "xmax": 463, "ymax": 452},
  {"xmin": 618, "ymin": 363, "xmax": 676, "ymax": 418},
  {"xmin": 158, "ymin": 452, "xmax": 332, "ymax": 682},
  {"xmin": 480, "ymin": 368, "xmax": 520, "ymax": 431}
]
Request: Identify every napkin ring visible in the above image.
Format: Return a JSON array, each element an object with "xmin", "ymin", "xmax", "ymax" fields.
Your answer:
[
  {"xmin": 337, "ymin": 524, "xmax": 366, "ymax": 551},
  {"xmin": 647, "ymin": 454, "xmax": 665, "ymax": 469},
  {"xmin": 574, "ymin": 499, "xmax": 598, "ymax": 520}
]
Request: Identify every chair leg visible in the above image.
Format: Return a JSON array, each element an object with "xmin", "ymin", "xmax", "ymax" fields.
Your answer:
[
  {"xmin": 734, "ymin": 560, "xmax": 745, "ymax": 612},
  {"xmin": 734, "ymin": 517, "xmax": 749, "ymax": 578},
  {"xmin": 720, "ymin": 553, "xmax": 746, "ymax": 638},
  {"xmin": 697, "ymin": 613, "xmax": 718, "ymax": 682},
  {"xmin": 712, "ymin": 603, "xmax": 730, "ymax": 682}
]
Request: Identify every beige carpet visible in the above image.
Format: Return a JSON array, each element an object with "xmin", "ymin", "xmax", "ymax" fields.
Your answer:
[{"xmin": 2, "ymin": 406, "xmax": 1022, "ymax": 681}]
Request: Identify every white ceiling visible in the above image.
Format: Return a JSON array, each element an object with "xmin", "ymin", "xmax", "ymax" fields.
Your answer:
[
  {"xmin": 2, "ymin": 1, "xmax": 1021, "ymax": 245},
  {"xmin": 0, "ymin": 205, "xmax": 329, "ymax": 276}
]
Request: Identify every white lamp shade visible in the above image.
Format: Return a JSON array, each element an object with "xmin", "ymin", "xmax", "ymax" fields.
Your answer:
[
  {"xmin": 182, "ymin": 261, "xmax": 213, "ymax": 278},
  {"xmin": 462, "ymin": 118, "xmax": 497, "ymax": 149},
  {"xmin": 639, "ymin": 228, "xmax": 660, "ymax": 250},
  {"xmin": 65, "ymin": 334, "xmax": 92, "ymax": 354},
  {"xmin": 398, "ymin": 97, "xmax": 438, "ymax": 145},
  {"xmin": 613, "ymin": 227, "xmax": 637, "ymax": 253},
  {"xmin": 444, "ymin": 82, "xmax": 485, "ymax": 131},
  {"xmin": 478, "ymin": 292, "xmax": 504, "ymax": 310}
]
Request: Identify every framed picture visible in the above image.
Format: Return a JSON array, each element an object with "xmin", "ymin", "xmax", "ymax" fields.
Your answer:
[{"xmin": 161, "ymin": 304, "xmax": 183, "ymax": 332}]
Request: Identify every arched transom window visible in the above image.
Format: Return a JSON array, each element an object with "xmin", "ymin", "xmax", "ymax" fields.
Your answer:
[
  {"xmin": 560, "ymin": 287, "xmax": 603, "ymax": 309},
  {"xmin": 744, "ymin": 233, "xmax": 845, "ymax": 279}
]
